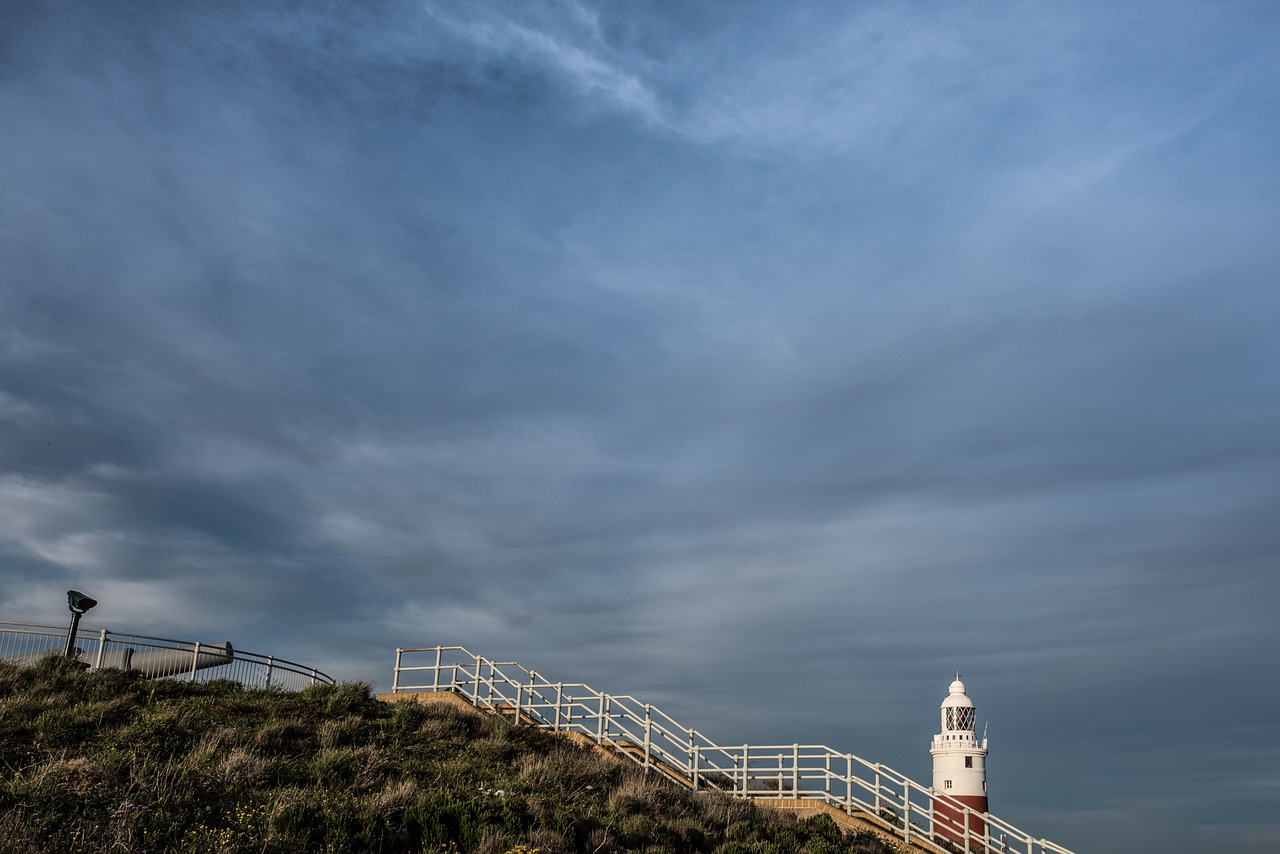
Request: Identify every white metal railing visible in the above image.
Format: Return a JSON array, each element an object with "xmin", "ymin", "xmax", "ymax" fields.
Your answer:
[
  {"xmin": 0, "ymin": 621, "xmax": 334, "ymax": 691},
  {"xmin": 393, "ymin": 646, "xmax": 1074, "ymax": 854}
]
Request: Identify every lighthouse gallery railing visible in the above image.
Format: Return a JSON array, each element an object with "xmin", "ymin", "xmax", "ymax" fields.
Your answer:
[{"xmin": 392, "ymin": 646, "xmax": 1074, "ymax": 854}]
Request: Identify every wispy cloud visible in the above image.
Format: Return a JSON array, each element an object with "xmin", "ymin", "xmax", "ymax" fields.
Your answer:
[{"xmin": 421, "ymin": 2, "xmax": 666, "ymax": 124}]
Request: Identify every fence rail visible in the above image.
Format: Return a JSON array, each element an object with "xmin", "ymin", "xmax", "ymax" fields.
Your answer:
[
  {"xmin": 393, "ymin": 646, "xmax": 1073, "ymax": 854},
  {"xmin": 0, "ymin": 621, "xmax": 333, "ymax": 691}
]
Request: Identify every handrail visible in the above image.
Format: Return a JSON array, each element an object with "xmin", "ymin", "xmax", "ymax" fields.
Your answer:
[
  {"xmin": 0, "ymin": 620, "xmax": 334, "ymax": 690},
  {"xmin": 393, "ymin": 646, "xmax": 1074, "ymax": 854}
]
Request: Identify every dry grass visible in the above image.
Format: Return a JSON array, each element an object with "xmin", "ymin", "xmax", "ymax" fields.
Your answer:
[{"xmin": 0, "ymin": 655, "xmax": 898, "ymax": 854}]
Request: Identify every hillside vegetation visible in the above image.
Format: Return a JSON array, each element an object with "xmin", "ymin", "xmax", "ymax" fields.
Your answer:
[{"xmin": 0, "ymin": 655, "xmax": 902, "ymax": 854}]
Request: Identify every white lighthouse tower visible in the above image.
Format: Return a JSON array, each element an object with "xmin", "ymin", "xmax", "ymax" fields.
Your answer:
[{"xmin": 930, "ymin": 675, "xmax": 988, "ymax": 840}]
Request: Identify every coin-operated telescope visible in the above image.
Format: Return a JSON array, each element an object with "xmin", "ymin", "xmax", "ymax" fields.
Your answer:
[{"xmin": 63, "ymin": 589, "xmax": 98, "ymax": 657}]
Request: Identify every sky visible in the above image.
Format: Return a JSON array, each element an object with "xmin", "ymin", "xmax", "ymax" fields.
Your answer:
[{"xmin": 2, "ymin": 1, "xmax": 1279, "ymax": 851}]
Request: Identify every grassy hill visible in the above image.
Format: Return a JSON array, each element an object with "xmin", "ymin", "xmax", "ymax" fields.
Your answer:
[{"xmin": 0, "ymin": 655, "xmax": 903, "ymax": 853}]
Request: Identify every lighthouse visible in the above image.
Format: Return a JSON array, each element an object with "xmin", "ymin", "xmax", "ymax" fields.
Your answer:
[{"xmin": 930, "ymin": 675, "xmax": 988, "ymax": 841}]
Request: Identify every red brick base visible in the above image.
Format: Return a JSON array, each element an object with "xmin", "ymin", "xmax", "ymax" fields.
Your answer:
[{"xmin": 935, "ymin": 794, "xmax": 988, "ymax": 843}]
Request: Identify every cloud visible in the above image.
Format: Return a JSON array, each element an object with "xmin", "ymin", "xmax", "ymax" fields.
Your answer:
[
  {"xmin": 423, "ymin": 3, "xmax": 665, "ymax": 124},
  {"xmin": 3, "ymin": 3, "xmax": 1280, "ymax": 851}
]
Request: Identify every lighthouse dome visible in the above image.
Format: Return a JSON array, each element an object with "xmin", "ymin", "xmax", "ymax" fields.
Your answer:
[{"xmin": 942, "ymin": 678, "xmax": 974, "ymax": 708}]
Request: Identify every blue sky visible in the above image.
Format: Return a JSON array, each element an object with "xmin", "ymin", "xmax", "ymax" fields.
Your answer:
[{"xmin": 3, "ymin": 2, "xmax": 1279, "ymax": 851}]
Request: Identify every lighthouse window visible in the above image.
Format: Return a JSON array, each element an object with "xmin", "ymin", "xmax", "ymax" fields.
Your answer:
[
  {"xmin": 945, "ymin": 708, "xmax": 975, "ymax": 731},
  {"xmin": 965, "ymin": 757, "xmax": 973, "ymax": 768},
  {"xmin": 944, "ymin": 780, "xmax": 952, "ymax": 789}
]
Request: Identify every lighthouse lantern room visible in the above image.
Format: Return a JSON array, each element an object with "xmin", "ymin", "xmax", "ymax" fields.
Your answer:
[{"xmin": 930, "ymin": 675, "xmax": 989, "ymax": 841}]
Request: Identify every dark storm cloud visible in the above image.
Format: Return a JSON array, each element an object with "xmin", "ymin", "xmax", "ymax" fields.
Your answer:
[{"xmin": 3, "ymin": 2, "xmax": 1280, "ymax": 852}]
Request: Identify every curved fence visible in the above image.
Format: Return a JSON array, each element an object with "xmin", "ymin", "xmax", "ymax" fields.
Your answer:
[
  {"xmin": 0, "ymin": 621, "xmax": 334, "ymax": 691},
  {"xmin": 393, "ymin": 646, "xmax": 1073, "ymax": 854}
]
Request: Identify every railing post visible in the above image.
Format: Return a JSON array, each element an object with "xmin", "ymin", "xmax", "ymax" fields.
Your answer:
[
  {"xmin": 265, "ymin": 656, "xmax": 275, "ymax": 688},
  {"xmin": 823, "ymin": 751, "xmax": 830, "ymax": 804},
  {"xmin": 310, "ymin": 667, "xmax": 318, "ymax": 686},
  {"xmin": 692, "ymin": 744, "xmax": 700, "ymax": 791},
  {"xmin": 553, "ymin": 683, "xmax": 563, "ymax": 731},
  {"xmin": 525, "ymin": 670, "xmax": 537, "ymax": 723},
  {"xmin": 741, "ymin": 746, "xmax": 749, "ymax": 796},
  {"xmin": 94, "ymin": 628, "xmax": 107, "ymax": 670},
  {"xmin": 792, "ymin": 744, "xmax": 799, "ymax": 797},
  {"xmin": 874, "ymin": 764, "xmax": 882, "ymax": 814},
  {"xmin": 473, "ymin": 655, "xmax": 482, "ymax": 703},
  {"xmin": 644, "ymin": 704, "xmax": 653, "ymax": 771},
  {"xmin": 189, "ymin": 641, "xmax": 201, "ymax": 682},
  {"xmin": 903, "ymin": 780, "xmax": 911, "ymax": 844},
  {"xmin": 392, "ymin": 649, "xmax": 401, "ymax": 692},
  {"xmin": 596, "ymin": 694, "xmax": 606, "ymax": 743},
  {"xmin": 433, "ymin": 646, "xmax": 442, "ymax": 691},
  {"xmin": 846, "ymin": 755, "xmax": 853, "ymax": 814}
]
